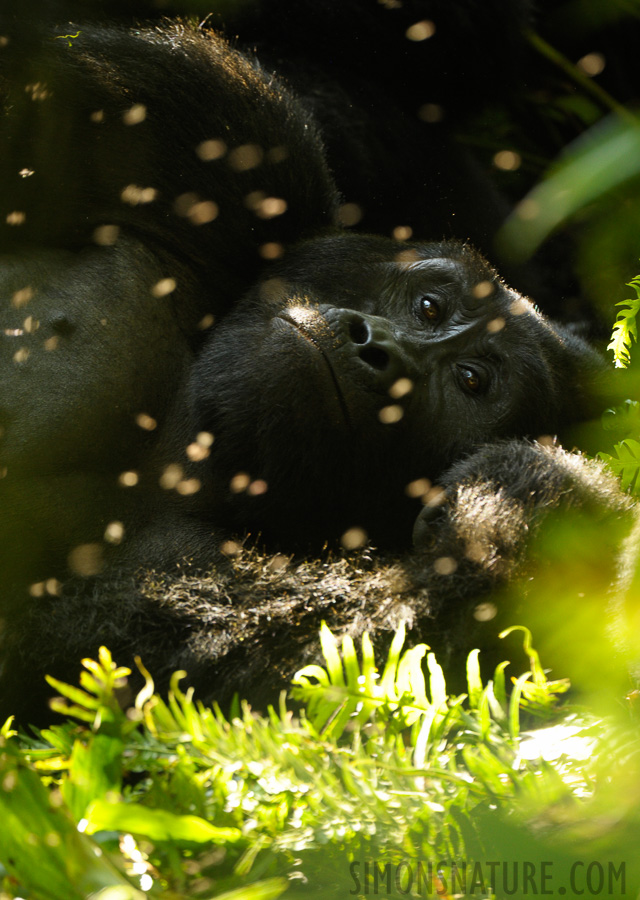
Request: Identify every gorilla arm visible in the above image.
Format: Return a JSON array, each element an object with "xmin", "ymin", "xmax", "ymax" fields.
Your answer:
[{"xmin": 1, "ymin": 440, "xmax": 633, "ymax": 725}]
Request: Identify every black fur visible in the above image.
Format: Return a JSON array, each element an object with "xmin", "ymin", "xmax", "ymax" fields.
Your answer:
[{"xmin": 0, "ymin": 20, "xmax": 631, "ymax": 724}]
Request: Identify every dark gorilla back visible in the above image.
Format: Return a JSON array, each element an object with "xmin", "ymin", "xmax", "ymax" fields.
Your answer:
[
  {"xmin": 0, "ymin": 21, "xmax": 338, "ymax": 318},
  {"xmin": 0, "ymin": 20, "xmax": 623, "ymax": 724}
]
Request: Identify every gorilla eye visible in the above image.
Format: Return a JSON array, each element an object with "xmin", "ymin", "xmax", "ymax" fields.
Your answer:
[
  {"xmin": 459, "ymin": 366, "xmax": 481, "ymax": 393},
  {"xmin": 419, "ymin": 296, "xmax": 440, "ymax": 321}
]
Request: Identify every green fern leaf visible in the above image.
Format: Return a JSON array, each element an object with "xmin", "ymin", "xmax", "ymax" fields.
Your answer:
[
  {"xmin": 598, "ymin": 438, "xmax": 640, "ymax": 493},
  {"xmin": 607, "ymin": 275, "xmax": 640, "ymax": 367}
]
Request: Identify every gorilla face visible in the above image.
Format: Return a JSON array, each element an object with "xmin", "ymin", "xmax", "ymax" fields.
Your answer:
[{"xmin": 186, "ymin": 235, "xmax": 593, "ymax": 547}]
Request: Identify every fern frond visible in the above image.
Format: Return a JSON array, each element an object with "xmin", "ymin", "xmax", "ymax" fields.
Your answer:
[
  {"xmin": 598, "ymin": 438, "xmax": 640, "ymax": 493},
  {"xmin": 607, "ymin": 276, "xmax": 640, "ymax": 367}
]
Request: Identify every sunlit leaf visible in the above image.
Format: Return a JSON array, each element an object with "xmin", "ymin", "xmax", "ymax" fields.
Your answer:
[
  {"xmin": 84, "ymin": 799, "xmax": 242, "ymax": 843},
  {"xmin": 599, "ymin": 438, "xmax": 640, "ymax": 493}
]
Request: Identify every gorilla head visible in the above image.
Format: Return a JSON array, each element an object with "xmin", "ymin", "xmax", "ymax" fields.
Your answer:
[{"xmin": 180, "ymin": 234, "xmax": 603, "ymax": 548}]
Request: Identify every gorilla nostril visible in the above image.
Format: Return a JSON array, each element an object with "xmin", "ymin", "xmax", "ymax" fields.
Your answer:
[
  {"xmin": 360, "ymin": 345, "xmax": 390, "ymax": 370},
  {"xmin": 348, "ymin": 317, "xmax": 390, "ymax": 369},
  {"xmin": 349, "ymin": 318, "xmax": 369, "ymax": 345}
]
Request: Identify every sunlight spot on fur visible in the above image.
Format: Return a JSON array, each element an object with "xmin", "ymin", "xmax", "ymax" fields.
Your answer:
[
  {"xmin": 186, "ymin": 441, "xmax": 210, "ymax": 462},
  {"xmin": 122, "ymin": 103, "xmax": 147, "ymax": 125},
  {"xmin": 433, "ymin": 556, "xmax": 457, "ymax": 575},
  {"xmin": 245, "ymin": 191, "xmax": 287, "ymax": 218},
  {"xmin": 68, "ymin": 543, "xmax": 104, "ymax": 577},
  {"xmin": 341, "ymin": 527, "xmax": 368, "ymax": 550},
  {"xmin": 196, "ymin": 138, "xmax": 227, "ymax": 160},
  {"xmin": 176, "ymin": 478, "xmax": 201, "ymax": 495},
  {"xmin": 423, "ymin": 486, "xmax": 447, "ymax": 507},
  {"xmin": 267, "ymin": 554, "xmax": 290, "ymax": 573},
  {"xmin": 394, "ymin": 247, "xmax": 420, "ymax": 265},
  {"xmin": 406, "ymin": 20, "xmax": 435, "ymax": 41},
  {"xmin": 472, "ymin": 280, "xmax": 494, "ymax": 299},
  {"xmin": 379, "ymin": 404, "xmax": 404, "ymax": 424},
  {"xmin": 25, "ymin": 81, "xmax": 50, "ymax": 101},
  {"xmin": 190, "ymin": 200, "xmax": 219, "ymax": 224},
  {"xmin": 230, "ymin": 472, "xmax": 251, "ymax": 493},
  {"xmin": 228, "ymin": 143, "xmax": 263, "ymax": 171},
  {"xmin": 392, "ymin": 226, "xmax": 413, "ymax": 241},
  {"xmin": 337, "ymin": 203, "xmax": 362, "ymax": 227},
  {"xmin": 11, "ymin": 286, "xmax": 33, "ymax": 308},
  {"xmin": 121, "ymin": 184, "xmax": 158, "ymax": 205},
  {"xmin": 160, "ymin": 465, "xmax": 183, "ymax": 490},
  {"xmin": 187, "ymin": 432, "xmax": 214, "ymax": 462},
  {"xmin": 389, "ymin": 377, "xmax": 413, "ymax": 399},
  {"xmin": 465, "ymin": 540, "xmax": 491, "ymax": 564},
  {"xmin": 198, "ymin": 314, "xmax": 215, "ymax": 330},
  {"xmin": 221, "ymin": 540, "xmax": 242, "ymax": 557},
  {"xmin": 486, "ymin": 316, "xmax": 506, "ymax": 333},
  {"xmin": 93, "ymin": 224, "xmax": 120, "ymax": 245},
  {"xmin": 405, "ymin": 477, "xmax": 431, "ymax": 500},
  {"xmin": 104, "ymin": 521, "xmax": 125, "ymax": 545},
  {"xmin": 473, "ymin": 602, "xmax": 497, "ymax": 621},
  {"xmin": 175, "ymin": 193, "xmax": 219, "ymax": 224},
  {"xmin": 509, "ymin": 297, "xmax": 529, "ymax": 316},
  {"xmin": 259, "ymin": 242, "xmax": 284, "ymax": 259},
  {"xmin": 135, "ymin": 413, "xmax": 157, "ymax": 431}
]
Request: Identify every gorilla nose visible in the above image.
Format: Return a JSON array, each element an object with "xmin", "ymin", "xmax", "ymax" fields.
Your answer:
[
  {"xmin": 349, "ymin": 317, "xmax": 390, "ymax": 369},
  {"xmin": 344, "ymin": 311, "xmax": 408, "ymax": 387}
]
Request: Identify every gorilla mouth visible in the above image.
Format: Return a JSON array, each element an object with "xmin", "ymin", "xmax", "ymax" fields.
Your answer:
[{"xmin": 276, "ymin": 310, "xmax": 352, "ymax": 429}]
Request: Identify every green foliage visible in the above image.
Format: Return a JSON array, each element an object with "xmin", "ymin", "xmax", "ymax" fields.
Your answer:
[
  {"xmin": 0, "ymin": 628, "xmax": 637, "ymax": 898},
  {"xmin": 598, "ymin": 438, "xmax": 640, "ymax": 493},
  {"xmin": 500, "ymin": 117, "xmax": 640, "ymax": 262},
  {"xmin": 291, "ymin": 621, "xmax": 433, "ymax": 736},
  {"xmin": 599, "ymin": 401, "xmax": 640, "ymax": 493},
  {"xmin": 493, "ymin": 7, "xmax": 640, "ymax": 323},
  {"xmin": 607, "ymin": 275, "xmax": 640, "ymax": 368},
  {"xmin": 602, "ymin": 399, "xmax": 640, "ymax": 435}
]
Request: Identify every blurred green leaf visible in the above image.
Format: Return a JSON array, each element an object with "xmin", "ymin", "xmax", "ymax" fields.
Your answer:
[
  {"xmin": 85, "ymin": 798, "xmax": 242, "ymax": 843},
  {"xmin": 214, "ymin": 880, "xmax": 288, "ymax": 900},
  {"xmin": 62, "ymin": 734, "xmax": 123, "ymax": 820},
  {"xmin": 0, "ymin": 740, "xmax": 142, "ymax": 900},
  {"xmin": 500, "ymin": 117, "xmax": 640, "ymax": 260}
]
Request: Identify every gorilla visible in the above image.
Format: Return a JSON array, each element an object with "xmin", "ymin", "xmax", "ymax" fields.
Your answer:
[{"xmin": 0, "ymin": 20, "xmax": 631, "ymax": 723}]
